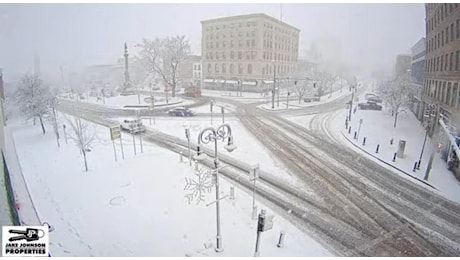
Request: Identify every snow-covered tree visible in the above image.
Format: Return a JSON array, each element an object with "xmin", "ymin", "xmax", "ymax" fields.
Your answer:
[
  {"xmin": 378, "ymin": 76, "xmax": 415, "ymax": 128},
  {"xmin": 293, "ymin": 80, "xmax": 308, "ymax": 104},
  {"xmin": 137, "ymin": 35, "xmax": 191, "ymax": 98},
  {"xmin": 313, "ymin": 70, "xmax": 334, "ymax": 100},
  {"xmin": 15, "ymin": 73, "xmax": 52, "ymax": 134},
  {"xmin": 66, "ymin": 116, "xmax": 97, "ymax": 172}
]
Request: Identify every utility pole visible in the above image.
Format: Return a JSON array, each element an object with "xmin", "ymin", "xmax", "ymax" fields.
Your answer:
[
  {"xmin": 349, "ymin": 85, "xmax": 354, "ymax": 121},
  {"xmin": 424, "ymin": 104, "xmax": 440, "ymax": 181}
]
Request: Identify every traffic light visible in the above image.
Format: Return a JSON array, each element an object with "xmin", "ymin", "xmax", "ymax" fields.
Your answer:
[{"xmin": 313, "ymin": 83, "xmax": 316, "ymax": 88}]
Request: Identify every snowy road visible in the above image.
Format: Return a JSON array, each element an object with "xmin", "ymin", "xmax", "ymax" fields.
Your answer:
[{"xmin": 57, "ymin": 96, "xmax": 460, "ymax": 256}]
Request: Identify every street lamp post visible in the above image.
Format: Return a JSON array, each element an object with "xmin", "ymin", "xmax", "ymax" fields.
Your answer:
[
  {"xmin": 417, "ymin": 104, "xmax": 436, "ymax": 169},
  {"xmin": 424, "ymin": 104, "xmax": 440, "ymax": 181},
  {"xmin": 193, "ymin": 124, "xmax": 237, "ymax": 252}
]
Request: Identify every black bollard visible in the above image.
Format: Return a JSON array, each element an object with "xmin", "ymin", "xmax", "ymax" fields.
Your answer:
[
  {"xmin": 375, "ymin": 144, "xmax": 380, "ymax": 153},
  {"xmin": 390, "ymin": 138, "xmax": 394, "ymax": 145},
  {"xmin": 348, "ymin": 126, "xmax": 351, "ymax": 134},
  {"xmin": 392, "ymin": 152, "xmax": 397, "ymax": 162},
  {"xmin": 413, "ymin": 161, "xmax": 418, "ymax": 172},
  {"xmin": 362, "ymin": 137, "xmax": 366, "ymax": 146},
  {"xmin": 354, "ymin": 131, "xmax": 357, "ymax": 139}
]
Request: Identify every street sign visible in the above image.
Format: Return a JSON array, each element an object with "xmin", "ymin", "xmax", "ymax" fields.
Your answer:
[{"xmin": 110, "ymin": 126, "xmax": 121, "ymax": 140}]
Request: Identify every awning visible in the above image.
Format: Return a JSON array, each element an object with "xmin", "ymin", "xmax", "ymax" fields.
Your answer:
[
  {"xmin": 215, "ymin": 79, "xmax": 226, "ymax": 83},
  {"xmin": 225, "ymin": 80, "xmax": 238, "ymax": 84},
  {"xmin": 263, "ymin": 80, "xmax": 274, "ymax": 84},
  {"xmin": 204, "ymin": 79, "xmax": 214, "ymax": 83},
  {"xmin": 243, "ymin": 81, "xmax": 257, "ymax": 86}
]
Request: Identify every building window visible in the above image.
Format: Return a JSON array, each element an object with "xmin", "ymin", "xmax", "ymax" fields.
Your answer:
[
  {"xmin": 238, "ymin": 51, "xmax": 242, "ymax": 59},
  {"xmin": 238, "ymin": 64, "xmax": 243, "ymax": 74},
  {"xmin": 247, "ymin": 40, "xmax": 250, "ymax": 47},
  {"xmin": 262, "ymin": 67, "xmax": 265, "ymax": 75},
  {"xmin": 450, "ymin": 52, "xmax": 454, "ymax": 71},
  {"xmin": 231, "ymin": 40, "xmax": 234, "ymax": 48},
  {"xmin": 216, "ymin": 42, "xmax": 219, "ymax": 48},
  {"xmin": 442, "ymin": 30, "xmax": 444, "ymax": 46},
  {"xmin": 246, "ymin": 52, "xmax": 250, "ymax": 60},
  {"xmin": 231, "ymin": 51, "xmax": 234, "ymax": 59},
  {"xmin": 251, "ymin": 39, "xmax": 255, "ymax": 47},
  {"xmin": 248, "ymin": 64, "xmax": 252, "ymax": 74},
  {"xmin": 447, "ymin": 82, "xmax": 452, "ymax": 105},
  {"xmin": 451, "ymin": 23, "xmax": 454, "ymax": 42},
  {"xmin": 215, "ymin": 63, "xmax": 219, "ymax": 73},
  {"xmin": 223, "ymin": 41, "xmax": 226, "ymax": 48},
  {"xmin": 457, "ymin": 19, "xmax": 460, "ymax": 39},
  {"xmin": 440, "ymin": 56, "xmax": 443, "ymax": 72},
  {"xmin": 454, "ymin": 83, "xmax": 459, "ymax": 108},
  {"xmin": 456, "ymin": 51, "xmax": 460, "ymax": 71},
  {"xmin": 446, "ymin": 27, "xmax": 449, "ymax": 44},
  {"xmin": 222, "ymin": 63, "xmax": 226, "ymax": 73},
  {"xmin": 208, "ymin": 64, "xmax": 211, "ymax": 73},
  {"xmin": 230, "ymin": 63, "xmax": 234, "ymax": 74},
  {"xmin": 445, "ymin": 54, "xmax": 449, "ymax": 71}
]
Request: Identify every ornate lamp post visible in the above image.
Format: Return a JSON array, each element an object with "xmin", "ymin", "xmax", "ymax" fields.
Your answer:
[{"xmin": 193, "ymin": 124, "xmax": 237, "ymax": 252}]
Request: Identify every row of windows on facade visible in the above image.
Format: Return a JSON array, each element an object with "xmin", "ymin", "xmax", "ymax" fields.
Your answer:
[
  {"xmin": 205, "ymin": 21, "xmax": 297, "ymax": 37},
  {"xmin": 205, "ymin": 20, "xmax": 258, "ymax": 31},
  {"xmin": 205, "ymin": 39, "xmax": 297, "ymax": 52},
  {"xmin": 427, "ymin": 3, "xmax": 458, "ymax": 34},
  {"xmin": 425, "ymin": 79, "xmax": 460, "ymax": 109},
  {"xmin": 205, "ymin": 51, "xmax": 296, "ymax": 62},
  {"xmin": 205, "ymin": 30, "xmax": 295, "ymax": 44},
  {"xmin": 193, "ymin": 64, "xmax": 201, "ymax": 70},
  {"xmin": 427, "ymin": 19, "xmax": 460, "ymax": 53},
  {"xmin": 205, "ymin": 63, "xmax": 293, "ymax": 75},
  {"xmin": 426, "ymin": 50, "xmax": 460, "ymax": 73}
]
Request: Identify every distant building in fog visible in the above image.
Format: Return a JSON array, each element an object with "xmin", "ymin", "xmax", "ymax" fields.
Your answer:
[
  {"xmin": 409, "ymin": 38, "xmax": 426, "ymax": 120},
  {"xmin": 178, "ymin": 55, "xmax": 202, "ymax": 86},
  {"xmin": 394, "ymin": 54, "xmax": 411, "ymax": 78},
  {"xmin": 201, "ymin": 13, "xmax": 300, "ymax": 92}
]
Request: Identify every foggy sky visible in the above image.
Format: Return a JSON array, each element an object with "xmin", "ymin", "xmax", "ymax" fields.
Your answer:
[{"xmin": 0, "ymin": 3, "xmax": 425, "ymax": 82}]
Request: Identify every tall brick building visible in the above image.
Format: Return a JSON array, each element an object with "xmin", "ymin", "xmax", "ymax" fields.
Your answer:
[
  {"xmin": 201, "ymin": 13, "xmax": 300, "ymax": 92},
  {"xmin": 423, "ymin": 3, "xmax": 460, "ymax": 178}
]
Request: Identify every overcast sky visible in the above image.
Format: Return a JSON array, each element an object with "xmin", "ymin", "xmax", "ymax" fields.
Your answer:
[{"xmin": 0, "ymin": 3, "xmax": 425, "ymax": 81}]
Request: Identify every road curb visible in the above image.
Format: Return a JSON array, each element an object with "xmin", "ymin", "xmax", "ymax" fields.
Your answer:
[{"xmin": 340, "ymin": 131, "xmax": 438, "ymax": 190}]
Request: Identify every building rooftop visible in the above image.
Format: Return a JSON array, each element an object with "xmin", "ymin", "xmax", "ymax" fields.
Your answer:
[{"xmin": 201, "ymin": 13, "xmax": 300, "ymax": 32}]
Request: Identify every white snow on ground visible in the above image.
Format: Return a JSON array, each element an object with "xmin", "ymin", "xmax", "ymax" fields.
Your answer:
[
  {"xmin": 6, "ymin": 117, "xmax": 331, "ymax": 257},
  {"xmin": 258, "ymin": 81, "xmax": 353, "ymax": 111},
  {"xmin": 61, "ymin": 94, "xmax": 193, "ymax": 109},
  {"xmin": 191, "ymin": 102, "xmax": 236, "ymax": 114},
  {"xmin": 136, "ymin": 117, "xmax": 302, "ymax": 186},
  {"xmin": 288, "ymin": 91, "xmax": 460, "ymax": 205}
]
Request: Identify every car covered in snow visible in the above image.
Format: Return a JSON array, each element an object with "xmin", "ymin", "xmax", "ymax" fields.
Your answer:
[
  {"xmin": 167, "ymin": 107, "xmax": 195, "ymax": 117},
  {"xmin": 120, "ymin": 119, "xmax": 146, "ymax": 134}
]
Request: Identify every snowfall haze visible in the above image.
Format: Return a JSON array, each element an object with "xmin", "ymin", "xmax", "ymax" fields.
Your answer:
[{"xmin": 0, "ymin": 3, "xmax": 425, "ymax": 82}]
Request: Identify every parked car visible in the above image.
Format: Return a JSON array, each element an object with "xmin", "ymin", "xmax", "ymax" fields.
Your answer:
[
  {"xmin": 358, "ymin": 101, "xmax": 382, "ymax": 110},
  {"xmin": 168, "ymin": 107, "xmax": 195, "ymax": 117},
  {"xmin": 121, "ymin": 119, "xmax": 146, "ymax": 134},
  {"xmin": 367, "ymin": 96, "xmax": 383, "ymax": 103}
]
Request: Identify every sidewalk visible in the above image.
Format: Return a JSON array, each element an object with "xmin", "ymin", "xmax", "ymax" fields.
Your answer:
[{"xmin": 332, "ymin": 94, "xmax": 460, "ymax": 205}]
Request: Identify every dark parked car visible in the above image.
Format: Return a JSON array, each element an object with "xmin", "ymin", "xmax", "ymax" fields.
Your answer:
[
  {"xmin": 358, "ymin": 101, "xmax": 382, "ymax": 110},
  {"xmin": 367, "ymin": 96, "xmax": 383, "ymax": 103},
  {"xmin": 168, "ymin": 107, "xmax": 195, "ymax": 117}
]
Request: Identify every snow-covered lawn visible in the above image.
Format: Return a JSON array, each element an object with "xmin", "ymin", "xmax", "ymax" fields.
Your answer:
[
  {"xmin": 7, "ymin": 117, "xmax": 331, "ymax": 257},
  {"xmin": 137, "ymin": 117, "xmax": 301, "ymax": 186},
  {"xmin": 61, "ymin": 94, "xmax": 193, "ymax": 110}
]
